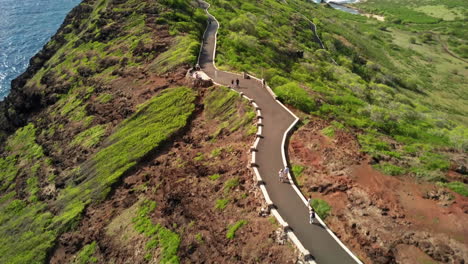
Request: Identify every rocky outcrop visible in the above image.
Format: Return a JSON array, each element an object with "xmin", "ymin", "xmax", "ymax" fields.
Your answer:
[{"xmin": 0, "ymin": 0, "xmax": 97, "ymax": 140}]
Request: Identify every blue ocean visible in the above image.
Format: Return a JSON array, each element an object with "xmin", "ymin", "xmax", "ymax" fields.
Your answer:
[{"xmin": 0, "ymin": 0, "xmax": 81, "ymax": 100}]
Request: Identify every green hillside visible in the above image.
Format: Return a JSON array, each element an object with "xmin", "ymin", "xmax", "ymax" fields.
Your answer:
[{"xmin": 209, "ymin": 0, "xmax": 467, "ymax": 186}]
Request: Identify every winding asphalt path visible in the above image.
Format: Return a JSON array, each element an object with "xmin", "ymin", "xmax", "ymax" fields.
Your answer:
[{"xmin": 197, "ymin": 2, "xmax": 359, "ymax": 264}]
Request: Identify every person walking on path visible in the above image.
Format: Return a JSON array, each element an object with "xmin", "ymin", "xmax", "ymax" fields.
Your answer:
[
  {"xmin": 231, "ymin": 79, "xmax": 234, "ymax": 88},
  {"xmin": 283, "ymin": 166, "xmax": 290, "ymax": 180},
  {"xmin": 307, "ymin": 196, "xmax": 312, "ymax": 209},
  {"xmin": 278, "ymin": 169, "xmax": 284, "ymax": 182},
  {"xmin": 309, "ymin": 207, "xmax": 316, "ymax": 224},
  {"xmin": 236, "ymin": 78, "xmax": 239, "ymax": 87}
]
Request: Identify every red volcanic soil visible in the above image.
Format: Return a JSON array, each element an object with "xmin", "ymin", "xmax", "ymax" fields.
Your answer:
[
  {"xmin": 289, "ymin": 117, "xmax": 468, "ymax": 264},
  {"xmin": 49, "ymin": 87, "xmax": 297, "ymax": 264}
]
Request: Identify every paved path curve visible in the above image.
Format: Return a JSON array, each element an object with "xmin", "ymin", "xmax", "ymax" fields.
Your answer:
[{"xmin": 197, "ymin": 2, "xmax": 360, "ymax": 263}]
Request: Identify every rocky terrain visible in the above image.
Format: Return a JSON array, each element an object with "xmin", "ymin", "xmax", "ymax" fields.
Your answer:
[
  {"xmin": 1, "ymin": 0, "xmax": 467, "ymax": 263},
  {"xmin": 289, "ymin": 117, "xmax": 468, "ymax": 263},
  {"xmin": 49, "ymin": 86, "xmax": 297, "ymax": 263},
  {"xmin": 0, "ymin": 0, "xmax": 298, "ymax": 263}
]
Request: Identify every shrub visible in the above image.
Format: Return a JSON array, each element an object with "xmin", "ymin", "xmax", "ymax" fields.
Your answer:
[
  {"xmin": 441, "ymin": 182, "xmax": 468, "ymax": 197},
  {"xmin": 274, "ymin": 82, "xmax": 316, "ymax": 113},
  {"xmin": 133, "ymin": 200, "xmax": 180, "ymax": 264},
  {"xmin": 374, "ymin": 162, "xmax": 405, "ymax": 176},
  {"xmin": 292, "ymin": 164, "xmax": 306, "ymax": 177},
  {"xmin": 226, "ymin": 220, "xmax": 247, "ymax": 239},
  {"xmin": 215, "ymin": 199, "xmax": 229, "ymax": 210},
  {"xmin": 209, "ymin": 174, "xmax": 221, "ymax": 181},
  {"xmin": 74, "ymin": 242, "xmax": 98, "ymax": 264},
  {"xmin": 311, "ymin": 199, "xmax": 331, "ymax": 220},
  {"xmin": 224, "ymin": 177, "xmax": 239, "ymax": 193}
]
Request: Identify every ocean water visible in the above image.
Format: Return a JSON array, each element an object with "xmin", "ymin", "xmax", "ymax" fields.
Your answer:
[
  {"xmin": 0, "ymin": 0, "xmax": 81, "ymax": 101},
  {"xmin": 311, "ymin": 0, "xmax": 361, "ymax": 14}
]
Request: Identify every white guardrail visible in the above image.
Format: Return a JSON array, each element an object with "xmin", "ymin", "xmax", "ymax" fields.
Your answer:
[{"xmin": 196, "ymin": 1, "xmax": 362, "ymax": 263}]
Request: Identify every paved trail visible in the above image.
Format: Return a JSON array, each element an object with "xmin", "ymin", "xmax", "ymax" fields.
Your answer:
[{"xmin": 198, "ymin": 3, "xmax": 359, "ymax": 263}]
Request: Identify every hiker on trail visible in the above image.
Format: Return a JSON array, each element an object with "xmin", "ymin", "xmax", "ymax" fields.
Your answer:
[
  {"xmin": 283, "ymin": 166, "xmax": 290, "ymax": 179},
  {"xmin": 309, "ymin": 208, "xmax": 316, "ymax": 224},
  {"xmin": 236, "ymin": 78, "xmax": 239, "ymax": 87},
  {"xmin": 307, "ymin": 196, "xmax": 312, "ymax": 209},
  {"xmin": 278, "ymin": 169, "xmax": 284, "ymax": 182},
  {"xmin": 231, "ymin": 79, "xmax": 234, "ymax": 88}
]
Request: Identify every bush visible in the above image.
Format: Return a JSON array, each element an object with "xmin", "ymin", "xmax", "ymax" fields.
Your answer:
[
  {"xmin": 215, "ymin": 199, "xmax": 229, "ymax": 210},
  {"xmin": 274, "ymin": 82, "xmax": 316, "ymax": 113},
  {"xmin": 311, "ymin": 199, "xmax": 331, "ymax": 220},
  {"xmin": 374, "ymin": 162, "xmax": 405, "ymax": 176},
  {"xmin": 226, "ymin": 220, "xmax": 247, "ymax": 239},
  {"xmin": 441, "ymin": 182, "xmax": 468, "ymax": 197}
]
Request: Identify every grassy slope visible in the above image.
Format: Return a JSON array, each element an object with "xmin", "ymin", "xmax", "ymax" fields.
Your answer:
[
  {"xmin": 0, "ymin": 86, "xmax": 195, "ymax": 263},
  {"xmin": 0, "ymin": 0, "xmax": 206, "ymax": 262},
  {"xmin": 208, "ymin": 0, "xmax": 467, "ymax": 190}
]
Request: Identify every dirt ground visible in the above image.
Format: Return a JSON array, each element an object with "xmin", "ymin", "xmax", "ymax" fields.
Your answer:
[
  {"xmin": 289, "ymin": 117, "xmax": 468, "ymax": 264},
  {"xmin": 49, "ymin": 87, "xmax": 298, "ymax": 263}
]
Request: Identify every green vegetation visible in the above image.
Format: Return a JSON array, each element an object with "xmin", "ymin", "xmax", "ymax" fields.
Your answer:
[
  {"xmin": 291, "ymin": 164, "xmax": 306, "ymax": 186},
  {"xmin": 195, "ymin": 233, "xmax": 203, "ymax": 243},
  {"xmin": 374, "ymin": 162, "xmax": 405, "ymax": 176},
  {"xmin": 74, "ymin": 241, "xmax": 98, "ymax": 264},
  {"xmin": 292, "ymin": 164, "xmax": 306, "ymax": 177},
  {"xmin": 274, "ymin": 82, "xmax": 316, "ymax": 112},
  {"xmin": 204, "ymin": 86, "xmax": 256, "ymax": 136},
  {"xmin": 150, "ymin": 35, "xmax": 201, "ymax": 74},
  {"xmin": 0, "ymin": 0, "xmax": 209, "ymax": 262},
  {"xmin": 133, "ymin": 200, "xmax": 180, "ymax": 263},
  {"xmin": 71, "ymin": 125, "xmax": 107, "ymax": 148},
  {"xmin": 215, "ymin": 198, "xmax": 230, "ymax": 210},
  {"xmin": 211, "ymin": 147, "xmax": 223, "ymax": 157},
  {"xmin": 194, "ymin": 152, "xmax": 205, "ymax": 161},
  {"xmin": 226, "ymin": 220, "xmax": 247, "ymax": 239},
  {"xmin": 439, "ymin": 181, "xmax": 468, "ymax": 197},
  {"xmin": 311, "ymin": 199, "xmax": 332, "ymax": 220},
  {"xmin": 321, "ymin": 126, "xmax": 335, "ymax": 138},
  {"xmin": 209, "ymin": 0, "xmax": 467, "ymax": 183},
  {"xmin": 96, "ymin": 93, "xmax": 113, "ymax": 103},
  {"xmin": 0, "ymin": 156, "xmax": 18, "ymax": 191},
  {"xmin": 223, "ymin": 177, "xmax": 239, "ymax": 193},
  {"xmin": 0, "ymin": 87, "xmax": 194, "ymax": 264},
  {"xmin": 209, "ymin": 173, "xmax": 221, "ymax": 181},
  {"xmin": 56, "ymin": 86, "xmax": 195, "ymax": 228}
]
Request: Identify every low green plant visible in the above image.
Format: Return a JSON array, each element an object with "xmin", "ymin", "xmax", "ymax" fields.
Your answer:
[
  {"xmin": 311, "ymin": 199, "xmax": 332, "ymax": 220},
  {"xmin": 223, "ymin": 177, "xmax": 239, "ymax": 193},
  {"xmin": 195, "ymin": 233, "xmax": 203, "ymax": 243},
  {"xmin": 215, "ymin": 198, "xmax": 229, "ymax": 210},
  {"xmin": 374, "ymin": 162, "xmax": 406, "ymax": 176},
  {"xmin": 292, "ymin": 164, "xmax": 306, "ymax": 175},
  {"xmin": 204, "ymin": 86, "xmax": 255, "ymax": 134},
  {"xmin": 0, "ymin": 156, "xmax": 18, "ymax": 191},
  {"xmin": 439, "ymin": 181, "xmax": 468, "ymax": 197},
  {"xmin": 211, "ymin": 148, "xmax": 222, "ymax": 158},
  {"xmin": 226, "ymin": 220, "xmax": 247, "ymax": 239},
  {"xmin": 74, "ymin": 241, "xmax": 98, "ymax": 264},
  {"xmin": 71, "ymin": 125, "xmax": 107, "ymax": 148},
  {"xmin": 274, "ymin": 82, "xmax": 316, "ymax": 113},
  {"xmin": 133, "ymin": 200, "xmax": 180, "ymax": 264},
  {"xmin": 321, "ymin": 126, "xmax": 335, "ymax": 138},
  {"xmin": 209, "ymin": 174, "xmax": 221, "ymax": 181},
  {"xmin": 194, "ymin": 152, "xmax": 204, "ymax": 161},
  {"xmin": 96, "ymin": 93, "xmax": 113, "ymax": 103}
]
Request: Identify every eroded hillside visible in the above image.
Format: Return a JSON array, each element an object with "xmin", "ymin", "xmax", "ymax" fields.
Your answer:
[{"xmin": 1, "ymin": 0, "xmax": 467, "ymax": 263}]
